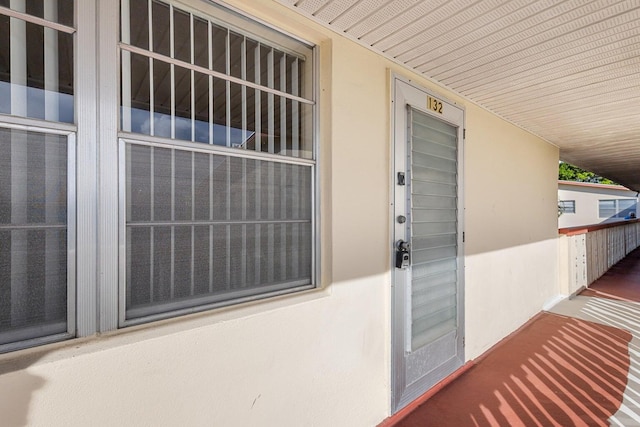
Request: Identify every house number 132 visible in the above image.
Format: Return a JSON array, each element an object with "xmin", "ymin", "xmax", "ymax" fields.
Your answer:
[{"xmin": 427, "ymin": 96, "xmax": 443, "ymax": 114}]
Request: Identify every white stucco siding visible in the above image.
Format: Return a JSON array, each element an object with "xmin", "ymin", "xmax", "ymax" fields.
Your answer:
[
  {"xmin": 0, "ymin": 1, "xmax": 561, "ymax": 426},
  {"xmin": 464, "ymin": 106, "xmax": 560, "ymax": 359},
  {"xmin": 558, "ymin": 182, "xmax": 638, "ymax": 228},
  {"xmin": 2, "ymin": 277, "xmax": 388, "ymax": 427}
]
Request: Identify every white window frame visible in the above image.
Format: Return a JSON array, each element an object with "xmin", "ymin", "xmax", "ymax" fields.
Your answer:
[
  {"xmin": 113, "ymin": 0, "xmax": 320, "ymax": 327},
  {"xmin": 117, "ymin": 136, "xmax": 317, "ymax": 326},
  {"xmin": 0, "ymin": 0, "xmax": 320, "ymax": 352},
  {"xmin": 599, "ymin": 199, "xmax": 637, "ymax": 219},
  {"xmin": 0, "ymin": 3, "xmax": 80, "ymax": 353},
  {"xmin": 559, "ymin": 200, "xmax": 575, "ymax": 214},
  {"xmin": 0, "ymin": 119, "xmax": 77, "ymax": 353}
]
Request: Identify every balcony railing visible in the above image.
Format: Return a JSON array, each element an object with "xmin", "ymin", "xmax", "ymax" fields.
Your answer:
[{"xmin": 558, "ymin": 219, "xmax": 640, "ymax": 296}]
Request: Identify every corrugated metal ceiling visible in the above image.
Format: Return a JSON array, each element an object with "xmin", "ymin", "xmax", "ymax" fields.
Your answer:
[{"xmin": 277, "ymin": 0, "xmax": 640, "ymax": 190}]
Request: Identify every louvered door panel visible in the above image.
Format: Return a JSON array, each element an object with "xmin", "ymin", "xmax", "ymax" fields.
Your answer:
[{"xmin": 409, "ymin": 108, "xmax": 458, "ymax": 351}]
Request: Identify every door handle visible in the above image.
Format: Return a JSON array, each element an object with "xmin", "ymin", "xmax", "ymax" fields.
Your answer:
[{"xmin": 396, "ymin": 240, "xmax": 410, "ymax": 252}]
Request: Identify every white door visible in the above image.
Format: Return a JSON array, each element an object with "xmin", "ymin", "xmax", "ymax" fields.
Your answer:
[{"xmin": 391, "ymin": 77, "xmax": 465, "ymax": 412}]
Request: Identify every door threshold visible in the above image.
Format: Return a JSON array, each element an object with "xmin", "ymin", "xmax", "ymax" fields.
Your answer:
[{"xmin": 379, "ymin": 361, "xmax": 475, "ymax": 427}]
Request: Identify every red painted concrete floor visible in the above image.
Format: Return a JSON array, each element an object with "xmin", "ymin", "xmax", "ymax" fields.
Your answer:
[
  {"xmin": 384, "ymin": 248, "xmax": 640, "ymax": 427},
  {"xmin": 581, "ymin": 248, "xmax": 640, "ymax": 303}
]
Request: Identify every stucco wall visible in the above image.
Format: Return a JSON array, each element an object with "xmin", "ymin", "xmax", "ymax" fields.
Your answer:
[
  {"xmin": 0, "ymin": 1, "xmax": 560, "ymax": 426},
  {"xmin": 558, "ymin": 182, "xmax": 638, "ymax": 228},
  {"xmin": 464, "ymin": 106, "xmax": 560, "ymax": 358}
]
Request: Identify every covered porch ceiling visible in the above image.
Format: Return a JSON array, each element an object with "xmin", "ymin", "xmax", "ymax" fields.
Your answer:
[{"xmin": 277, "ymin": 0, "xmax": 640, "ymax": 191}]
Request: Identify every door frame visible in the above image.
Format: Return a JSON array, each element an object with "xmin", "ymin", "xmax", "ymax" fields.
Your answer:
[{"xmin": 390, "ymin": 74, "xmax": 466, "ymax": 413}]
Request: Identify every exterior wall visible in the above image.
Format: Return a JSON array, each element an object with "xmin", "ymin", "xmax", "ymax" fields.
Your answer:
[
  {"xmin": 0, "ymin": 1, "xmax": 560, "ymax": 426},
  {"xmin": 464, "ymin": 106, "xmax": 560, "ymax": 358},
  {"xmin": 558, "ymin": 181, "xmax": 638, "ymax": 228}
]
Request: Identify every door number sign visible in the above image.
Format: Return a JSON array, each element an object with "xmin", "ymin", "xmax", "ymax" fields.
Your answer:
[{"xmin": 427, "ymin": 96, "xmax": 443, "ymax": 114}]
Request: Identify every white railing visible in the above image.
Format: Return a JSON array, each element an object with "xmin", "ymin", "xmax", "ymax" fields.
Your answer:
[{"xmin": 558, "ymin": 220, "xmax": 640, "ymax": 296}]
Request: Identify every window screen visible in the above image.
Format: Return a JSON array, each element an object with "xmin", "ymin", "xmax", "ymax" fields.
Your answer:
[
  {"xmin": 0, "ymin": 2, "xmax": 75, "ymax": 352},
  {"xmin": 0, "ymin": 127, "xmax": 70, "ymax": 347},
  {"xmin": 124, "ymin": 143, "xmax": 313, "ymax": 318},
  {"xmin": 119, "ymin": 0, "xmax": 316, "ymax": 322}
]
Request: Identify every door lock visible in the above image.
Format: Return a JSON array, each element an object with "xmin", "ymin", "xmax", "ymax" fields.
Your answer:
[{"xmin": 395, "ymin": 240, "xmax": 411, "ymax": 269}]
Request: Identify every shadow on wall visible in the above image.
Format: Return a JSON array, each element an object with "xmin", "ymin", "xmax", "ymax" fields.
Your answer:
[
  {"xmin": 0, "ymin": 353, "xmax": 48, "ymax": 427},
  {"xmin": 599, "ymin": 211, "xmax": 638, "ymax": 224}
]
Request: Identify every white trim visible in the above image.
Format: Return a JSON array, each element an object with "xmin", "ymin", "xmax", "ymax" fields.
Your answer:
[
  {"xmin": 97, "ymin": 0, "xmax": 121, "ymax": 333},
  {"xmin": 118, "ymin": 139, "xmax": 127, "ymax": 327},
  {"xmin": 117, "ymin": 137, "xmax": 316, "ymax": 326},
  {"xmin": 0, "ymin": 331, "xmax": 73, "ymax": 354},
  {"xmin": 67, "ymin": 133, "xmax": 77, "ymax": 339},
  {"xmin": 122, "ymin": 281, "xmax": 315, "ymax": 327},
  {"xmin": 0, "ymin": 117, "xmax": 75, "ymax": 134},
  {"xmin": 0, "ymin": 123, "xmax": 76, "ymax": 353},
  {"xmin": 76, "ymin": 0, "xmax": 98, "ymax": 337},
  {"xmin": 312, "ymin": 46, "xmax": 320, "ymax": 289},
  {"xmin": 118, "ymin": 133, "xmax": 316, "ymax": 166},
  {"xmin": 119, "ymin": 43, "xmax": 315, "ymax": 105},
  {"xmin": 0, "ymin": 5, "xmax": 75, "ymax": 34},
  {"xmin": 127, "ymin": 219, "xmax": 311, "ymax": 226},
  {"xmin": 169, "ymin": 4, "xmax": 176, "ymax": 139},
  {"xmin": 390, "ymin": 74, "xmax": 466, "ymax": 413},
  {"xmin": 116, "ymin": 0, "xmax": 319, "ymax": 327},
  {"xmin": 190, "ymin": 13, "xmax": 196, "ymax": 142}
]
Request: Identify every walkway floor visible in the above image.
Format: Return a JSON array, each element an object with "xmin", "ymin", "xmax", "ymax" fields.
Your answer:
[{"xmin": 389, "ymin": 248, "xmax": 640, "ymax": 427}]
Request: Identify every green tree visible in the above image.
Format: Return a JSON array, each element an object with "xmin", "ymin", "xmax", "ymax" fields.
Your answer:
[{"xmin": 558, "ymin": 162, "xmax": 616, "ymax": 185}]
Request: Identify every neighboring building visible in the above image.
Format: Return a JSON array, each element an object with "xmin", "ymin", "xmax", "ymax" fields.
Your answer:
[
  {"xmin": 0, "ymin": 1, "xmax": 623, "ymax": 426},
  {"xmin": 558, "ymin": 181, "xmax": 638, "ymax": 228}
]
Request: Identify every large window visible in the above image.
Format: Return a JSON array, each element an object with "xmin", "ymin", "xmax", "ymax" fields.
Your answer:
[
  {"xmin": 0, "ymin": 0, "xmax": 76, "ymax": 352},
  {"xmin": 0, "ymin": 0, "xmax": 317, "ymax": 352},
  {"xmin": 599, "ymin": 199, "xmax": 637, "ymax": 219},
  {"xmin": 119, "ymin": 0, "xmax": 316, "ymax": 323}
]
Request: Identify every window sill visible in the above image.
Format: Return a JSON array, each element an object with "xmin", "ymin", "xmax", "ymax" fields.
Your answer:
[{"xmin": 0, "ymin": 285, "xmax": 330, "ymax": 375}]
